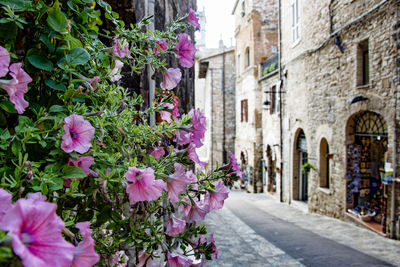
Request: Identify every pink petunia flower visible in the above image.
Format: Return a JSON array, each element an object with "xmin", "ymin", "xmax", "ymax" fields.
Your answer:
[
  {"xmin": 72, "ymin": 222, "xmax": 99, "ymax": 267},
  {"xmin": 166, "ymin": 163, "xmax": 193, "ymax": 203},
  {"xmin": 110, "ymin": 60, "xmax": 124, "ymax": 82},
  {"xmin": 165, "ymin": 216, "xmax": 186, "ymax": 236},
  {"xmin": 61, "ymin": 114, "xmax": 95, "ymax": 154},
  {"xmin": 167, "ymin": 253, "xmax": 193, "ymax": 267},
  {"xmin": 172, "ymin": 98, "xmax": 180, "ymax": 119},
  {"xmin": 0, "ymin": 63, "xmax": 32, "ymax": 114},
  {"xmin": 210, "ymin": 234, "xmax": 218, "ymax": 259},
  {"xmin": 125, "ymin": 167, "xmax": 166, "ymax": 204},
  {"xmin": 137, "ymin": 251, "xmax": 155, "ymax": 267},
  {"xmin": 204, "ymin": 180, "xmax": 229, "ymax": 211},
  {"xmin": 175, "ymin": 33, "xmax": 196, "ymax": 68},
  {"xmin": 0, "ymin": 188, "xmax": 12, "ymax": 224},
  {"xmin": 160, "ymin": 110, "xmax": 172, "ymax": 123},
  {"xmin": 179, "ymin": 197, "xmax": 209, "ymax": 223},
  {"xmin": 109, "ymin": 250, "xmax": 129, "ymax": 267},
  {"xmin": 187, "ymin": 143, "xmax": 206, "ymax": 168},
  {"xmin": 64, "ymin": 156, "xmax": 94, "ymax": 187},
  {"xmin": 160, "ymin": 68, "xmax": 182, "ymax": 90},
  {"xmin": 227, "ymin": 152, "xmax": 243, "ymax": 179},
  {"xmin": 112, "ymin": 35, "xmax": 132, "ymax": 59},
  {"xmin": 89, "ymin": 76, "xmax": 100, "ymax": 90},
  {"xmin": 187, "ymin": 5, "xmax": 200, "ymax": 29},
  {"xmin": 154, "ymin": 39, "xmax": 168, "ymax": 55},
  {"xmin": 176, "ymin": 130, "xmax": 191, "ymax": 146},
  {"xmin": 0, "ymin": 46, "xmax": 10, "ymax": 77},
  {"xmin": 68, "ymin": 156, "xmax": 94, "ymax": 176},
  {"xmin": 151, "ymin": 146, "xmax": 165, "ymax": 159},
  {"xmin": 1, "ymin": 199, "xmax": 75, "ymax": 267},
  {"xmin": 26, "ymin": 192, "xmax": 47, "ymax": 201},
  {"xmin": 189, "ymin": 108, "xmax": 206, "ymax": 148}
]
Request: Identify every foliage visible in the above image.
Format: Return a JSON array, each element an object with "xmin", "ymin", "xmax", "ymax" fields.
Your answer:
[{"xmin": 0, "ymin": 1, "xmax": 240, "ymax": 266}]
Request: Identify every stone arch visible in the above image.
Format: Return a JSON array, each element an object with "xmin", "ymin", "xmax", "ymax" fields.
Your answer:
[
  {"xmin": 345, "ymin": 110, "xmax": 388, "ymax": 232},
  {"xmin": 292, "ymin": 128, "xmax": 308, "ymax": 201}
]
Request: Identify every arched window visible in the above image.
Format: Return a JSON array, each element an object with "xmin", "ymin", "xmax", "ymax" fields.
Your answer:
[{"xmin": 319, "ymin": 138, "xmax": 329, "ymax": 188}]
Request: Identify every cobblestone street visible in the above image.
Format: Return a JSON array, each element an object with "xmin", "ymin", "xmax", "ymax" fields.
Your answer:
[{"xmin": 204, "ymin": 191, "xmax": 400, "ymax": 267}]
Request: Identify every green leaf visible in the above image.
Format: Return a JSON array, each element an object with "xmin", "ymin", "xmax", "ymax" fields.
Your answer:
[
  {"xmin": 28, "ymin": 55, "xmax": 53, "ymax": 71},
  {"xmin": 11, "ymin": 141, "xmax": 21, "ymax": 156},
  {"xmin": 40, "ymin": 182, "xmax": 48, "ymax": 195},
  {"xmin": 65, "ymin": 47, "xmax": 90, "ymax": 65},
  {"xmin": 47, "ymin": 9, "xmax": 68, "ymax": 33},
  {"xmin": 39, "ymin": 34, "xmax": 55, "ymax": 52},
  {"xmin": 0, "ymin": 100, "xmax": 17, "ymax": 113},
  {"xmin": 62, "ymin": 166, "xmax": 86, "ymax": 178},
  {"xmin": 0, "ymin": 0, "xmax": 31, "ymax": 11},
  {"xmin": 49, "ymin": 105, "xmax": 66, "ymax": 113},
  {"xmin": 45, "ymin": 79, "xmax": 67, "ymax": 91}
]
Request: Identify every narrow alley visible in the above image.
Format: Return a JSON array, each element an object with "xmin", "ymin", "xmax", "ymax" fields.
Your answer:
[{"xmin": 205, "ymin": 191, "xmax": 400, "ymax": 267}]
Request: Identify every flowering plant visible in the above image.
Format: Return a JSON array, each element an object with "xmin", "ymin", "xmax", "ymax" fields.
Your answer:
[{"xmin": 0, "ymin": 1, "xmax": 241, "ymax": 266}]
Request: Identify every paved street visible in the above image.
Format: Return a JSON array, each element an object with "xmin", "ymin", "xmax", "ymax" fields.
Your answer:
[{"xmin": 204, "ymin": 190, "xmax": 400, "ymax": 267}]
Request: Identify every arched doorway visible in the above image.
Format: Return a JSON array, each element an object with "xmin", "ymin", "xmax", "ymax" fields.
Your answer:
[
  {"xmin": 346, "ymin": 111, "xmax": 388, "ymax": 233},
  {"xmin": 293, "ymin": 129, "xmax": 308, "ymax": 202}
]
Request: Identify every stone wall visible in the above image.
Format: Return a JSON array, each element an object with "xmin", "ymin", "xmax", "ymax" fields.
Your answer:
[
  {"xmin": 280, "ymin": 0, "xmax": 400, "ymax": 237},
  {"xmin": 195, "ymin": 48, "xmax": 236, "ymax": 170}
]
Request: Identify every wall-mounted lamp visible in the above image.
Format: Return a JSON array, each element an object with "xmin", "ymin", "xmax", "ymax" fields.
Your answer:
[
  {"xmin": 263, "ymin": 100, "xmax": 271, "ymax": 106},
  {"xmin": 346, "ymin": 95, "xmax": 368, "ymax": 105}
]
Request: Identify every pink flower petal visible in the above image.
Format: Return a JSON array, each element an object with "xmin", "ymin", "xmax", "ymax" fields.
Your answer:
[
  {"xmin": 165, "ymin": 216, "xmax": 186, "ymax": 236},
  {"xmin": 175, "ymin": 33, "xmax": 196, "ymax": 68},
  {"xmin": 1, "ymin": 199, "xmax": 75, "ymax": 267},
  {"xmin": 61, "ymin": 114, "xmax": 95, "ymax": 154},
  {"xmin": 72, "ymin": 222, "xmax": 99, "ymax": 267},
  {"xmin": 0, "ymin": 46, "xmax": 10, "ymax": 77},
  {"xmin": 0, "ymin": 188, "xmax": 12, "ymax": 223},
  {"xmin": 187, "ymin": 5, "xmax": 200, "ymax": 29},
  {"xmin": 160, "ymin": 68, "xmax": 181, "ymax": 90}
]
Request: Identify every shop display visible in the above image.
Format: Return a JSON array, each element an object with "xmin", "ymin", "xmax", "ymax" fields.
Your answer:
[{"xmin": 346, "ymin": 136, "xmax": 387, "ymax": 232}]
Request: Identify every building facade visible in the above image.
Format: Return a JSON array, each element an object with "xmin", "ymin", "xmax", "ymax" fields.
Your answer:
[
  {"xmin": 279, "ymin": 0, "xmax": 400, "ymax": 238},
  {"xmin": 232, "ymin": 0, "xmax": 278, "ymax": 192},
  {"xmin": 195, "ymin": 46, "xmax": 236, "ymax": 170}
]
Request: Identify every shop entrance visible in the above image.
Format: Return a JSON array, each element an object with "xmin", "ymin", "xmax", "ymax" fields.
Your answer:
[
  {"xmin": 293, "ymin": 129, "xmax": 308, "ymax": 202},
  {"xmin": 346, "ymin": 111, "xmax": 388, "ymax": 233}
]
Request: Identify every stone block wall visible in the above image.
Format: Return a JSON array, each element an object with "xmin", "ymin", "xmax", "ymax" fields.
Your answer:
[{"xmin": 280, "ymin": 0, "xmax": 400, "ymax": 237}]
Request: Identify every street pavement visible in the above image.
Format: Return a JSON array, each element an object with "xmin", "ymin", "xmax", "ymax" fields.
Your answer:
[{"xmin": 204, "ymin": 190, "xmax": 400, "ymax": 267}]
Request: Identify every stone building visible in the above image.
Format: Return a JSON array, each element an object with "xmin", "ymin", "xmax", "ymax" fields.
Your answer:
[
  {"xmin": 279, "ymin": 0, "xmax": 400, "ymax": 238},
  {"xmin": 195, "ymin": 45, "xmax": 236, "ymax": 170},
  {"xmin": 232, "ymin": 0, "xmax": 278, "ymax": 192}
]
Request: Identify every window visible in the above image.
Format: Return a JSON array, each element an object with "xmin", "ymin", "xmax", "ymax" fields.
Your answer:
[
  {"xmin": 240, "ymin": 99, "xmax": 248, "ymax": 122},
  {"xmin": 237, "ymin": 54, "xmax": 241, "ymax": 75},
  {"xmin": 357, "ymin": 40, "xmax": 369, "ymax": 86},
  {"xmin": 241, "ymin": 1, "xmax": 245, "ymax": 17},
  {"xmin": 319, "ymin": 138, "xmax": 330, "ymax": 188},
  {"xmin": 271, "ymin": 45, "xmax": 277, "ymax": 54},
  {"xmin": 292, "ymin": 0, "xmax": 299, "ymax": 43},
  {"xmin": 245, "ymin": 47, "xmax": 250, "ymax": 68}
]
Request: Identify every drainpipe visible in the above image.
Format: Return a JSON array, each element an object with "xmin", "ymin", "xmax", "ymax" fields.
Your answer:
[
  {"xmin": 222, "ymin": 50, "xmax": 227, "ymax": 164},
  {"xmin": 147, "ymin": 0, "xmax": 155, "ymax": 126},
  {"xmin": 391, "ymin": 2, "xmax": 399, "ymax": 239},
  {"xmin": 278, "ymin": 0, "xmax": 284, "ymax": 202},
  {"xmin": 210, "ymin": 69, "xmax": 214, "ymax": 170}
]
